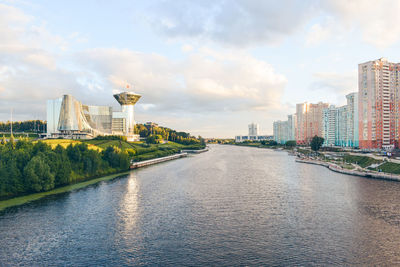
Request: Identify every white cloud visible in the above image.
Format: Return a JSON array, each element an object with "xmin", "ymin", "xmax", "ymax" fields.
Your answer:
[
  {"xmin": 181, "ymin": 44, "xmax": 193, "ymax": 53},
  {"xmin": 306, "ymin": 22, "xmax": 332, "ymax": 46},
  {"xmin": 0, "ymin": 3, "xmax": 87, "ymax": 117},
  {"xmin": 144, "ymin": 0, "xmax": 400, "ymax": 49},
  {"xmin": 311, "ymin": 70, "xmax": 357, "ymax": 96},
  {"xmin": 76, "ymin": 47, "xmax": 287, "ymax": 113},
  {"xmin": 0, "ymin": 2, "xmax": 288, "ymax": 137},
  {"xmin": 146, "ymin": 0, "xmax": 316, "ymax": 47},
  {"xmin": 324, "ymin": 0, "xmax": 400, "ymax": 48}
]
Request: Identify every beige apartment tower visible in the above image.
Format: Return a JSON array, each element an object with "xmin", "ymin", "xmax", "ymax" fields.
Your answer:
[{"xmin": 358, "ymin": 58, "xmax": 400, "ymax": 149}]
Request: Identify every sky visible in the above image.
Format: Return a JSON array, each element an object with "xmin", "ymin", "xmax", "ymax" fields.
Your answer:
[{"xmin": 2, "ymin": 0, "xmax": 400, "ymax": 138}]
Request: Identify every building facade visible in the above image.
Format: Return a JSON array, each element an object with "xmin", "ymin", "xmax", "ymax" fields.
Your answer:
[
  {"xmin": 322, "ymin": 93, "xmax": 358, "ymax": 148},
  {"xmin": 47, "ymin": 91, "xmax": 141, "ymax": 141},
  {"xmin": 323, "ymin": 105, "xmax": 338, "ymax": 146},
  {"xmin": 273, "ymin": 120, "xmax": 288, "ymax": 144},
  {"xmin": 273, "ymin": 114, "xmax": 296, "ymax": 145},
  {"xmin": 337, "ymin": 105, "xmax": 348, "ymax": 146},
  {"xmin": 248, "ymin": 123, "xmax": 259, "ymax": 136},
  {"xmin": 296, "ymin": 102, "xmax": 329, "ymax": 145},
  {"xmin": 287, "ymin": 114, "xmax": 297, "ymax": 141},
  {"xmin": 346, "ymin": 92, "xmax": 359, "ymax": 147},
  {"xmin": 359, "ymin": 58, "xmax": 400, "ymax": 150}
]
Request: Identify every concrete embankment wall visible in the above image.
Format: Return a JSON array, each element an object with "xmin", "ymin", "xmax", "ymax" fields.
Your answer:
[
  {"xmin": 181, "ymin": 148, "xmax": 209, "ymax": 154},
  {"xmin": 295, "ymin": 159, "xmax": 400, "ymax": 182},
  {"xmin": 130, "ymin": 153, "xmax": 188, "ymax": 169}
]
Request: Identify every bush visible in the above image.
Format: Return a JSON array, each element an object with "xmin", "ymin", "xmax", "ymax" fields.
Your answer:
[{"xmin": 93, "ymin": 135, "xmax": 128, "ymax": 141}]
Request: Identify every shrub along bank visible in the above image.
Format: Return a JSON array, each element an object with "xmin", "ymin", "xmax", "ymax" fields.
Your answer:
[
  {"xmin": 0, "ymin": 138, "xmax": 206, "ymax": 201},
  {"xmin": 0, "ymin": 138, "xmax": 130, "ymax": 200}
]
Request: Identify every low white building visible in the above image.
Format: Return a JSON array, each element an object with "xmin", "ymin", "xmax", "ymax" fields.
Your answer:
[{"xmin": 235, "ymin": 123, "xmax": 271, "ymax": 142}]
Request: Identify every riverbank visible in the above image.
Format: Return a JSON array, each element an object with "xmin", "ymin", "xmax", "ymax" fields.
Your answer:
[
  {"xmin": 131, "ymin": 153, "xmax": 188, "ymax": 169},
  {"xmin": 0, "ymin": 152, "xmax": 196, "ymax": 212},
  {"xmin": 181, "ymin": 147, "xmax": 209, "ymax": 154},
  {"xmin": 0, "ymin": 171, "xmax": 131, "ymax": 212},
  {"xmin": 296, "ymin": 158, "xmax": 400, "ymax": 182}
]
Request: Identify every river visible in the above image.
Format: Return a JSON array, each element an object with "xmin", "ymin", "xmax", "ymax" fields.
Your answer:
[{"xmin": 1, "ymin": 145, "xmax": 400, "ymax": 266}]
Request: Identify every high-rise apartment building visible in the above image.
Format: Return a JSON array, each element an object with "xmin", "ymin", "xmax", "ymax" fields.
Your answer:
[
  {"xmin": 273, "ymin": 114, "xmax": 297, "ymax": 145},
  {"xmin": 296, "ymin": 102, "xmax": 329, "ymax": 145},
  {"xmin": 323, "ymin": 105, "xmax": 338, "ymax": 146},
  {"xmin": 287, "ymin": 114, "xmax": 297, "ymax": 141},
  {"xmin": 346, "ymin": 92, "xmax": 359, "ymax": 147},
  {"xmin": 322, "ymin": 93, "xmax": 358, "ymax": 148},
  {"xmin": 337, "ymin": 105, "xmax": 348, "ymax": 146},
  {"xmin": 359, "ymin": 58, "xmax": 400, "ymax": 149},
  {"xmin": 248, "ymin": 123, "xmax": 259, "ymax": 136},
  {"xmin": 273, "ymin": 120, "xmax": 288, "ymax": 144}
]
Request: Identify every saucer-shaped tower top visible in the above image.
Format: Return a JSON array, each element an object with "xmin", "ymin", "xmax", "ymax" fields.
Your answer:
[{"xmin": 113, "ymin": 92, "xmax": 141, "ymax": 106}]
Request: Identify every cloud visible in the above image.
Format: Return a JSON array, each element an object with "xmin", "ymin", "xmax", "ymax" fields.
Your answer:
[
  {"xmin": 0, "ymin": 2, "xmax": 288, "ymax": 137},
  {"xmin": 305, "ymin": 17, "xmax": 340, "ymax": 46},
  {"xmin": 310, "ymin": 71, "xmax": 357, "ymax": 95},
  {"xmin": 146, "ymin": 0, "xmax": 316, "ymax": 47},
  {"xmin": 76, "ymin": 47, "xmax": 287, "ymax": 113},
  {"xmin": 0, "ymin": 3, "xmax": 88, "ymax": 117},
  {"xmin": 323, "ymin": 0, "xmax": 400, "ymax": 48},
  {"xmin": 144, "ymin": 0, "xmax": 400, "ymax": 49}
]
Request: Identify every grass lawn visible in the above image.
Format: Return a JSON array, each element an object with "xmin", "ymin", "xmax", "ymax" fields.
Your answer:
[
  {"xmin": 41, "ymin": 139, "xmax": 201, "ymax": 154},
  {"xmin": 377, "ymin": 162, "xmax": 400, "ymax": 174},
  {"xmin": 342, "ymin": 154, "xmax": 382, "ymax": 168}
]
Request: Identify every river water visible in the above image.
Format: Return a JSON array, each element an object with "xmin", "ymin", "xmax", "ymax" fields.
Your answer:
[{"xmin": 1, "ymin": 145, "xmax": 400, "ymax": 266}]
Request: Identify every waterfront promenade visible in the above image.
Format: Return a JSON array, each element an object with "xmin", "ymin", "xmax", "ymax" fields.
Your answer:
[
  {"xmin": 295, "ymin": 158, "xmax": 400, "ymax": 182},
  {"xmin": 131, "ymin": 153, "xmax": 188, "ymax": 169}
]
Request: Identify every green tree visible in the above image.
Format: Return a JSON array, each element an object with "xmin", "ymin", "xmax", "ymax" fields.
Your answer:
[
  {"xmin": 310, "ymin": 135, "xmax": 324, "ymax": 151},
  {"xmin": 146, "ymin": 135, "xmax": 157, "ymax": 144},
  {"xmin": 285, "ymin": 140, "xmax": 297, "ymax": 147},
  {"xmin": 23, "ymin": 155, "xmax": 55, "ymax": 192},
  {"xmin": 1, "ymin": 135, "xmax": 6, "ymax": 145}
]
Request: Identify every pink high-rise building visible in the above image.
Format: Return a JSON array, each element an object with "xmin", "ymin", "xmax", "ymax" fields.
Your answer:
[
  {"xmin": 296, "ymin": 102, "xmax": 329, "ymax": 145},
  {"xmin": 359, "ymin": 58, "xmax": 400, "ymax": 149}
]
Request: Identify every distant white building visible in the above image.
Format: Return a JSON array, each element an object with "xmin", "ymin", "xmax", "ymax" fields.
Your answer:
[
  {"xmin": 248, "ymin": 123, "xmax": 259, "ymax": 136},
  {"xmin": 235, "ymin": 123, "xmax": 271, "ymax": 142}
]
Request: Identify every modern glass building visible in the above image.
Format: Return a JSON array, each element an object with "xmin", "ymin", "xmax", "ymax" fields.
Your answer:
[{"xmin": 47, "ymin": 92, "xmax": 141, "ymax": 141}]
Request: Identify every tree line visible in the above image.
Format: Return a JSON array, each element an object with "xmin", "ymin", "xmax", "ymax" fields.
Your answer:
[
  {"xmin": 0, "ymin": 138, "xmax": 130, "ymax": 200},
  {"xmin": 135, "ymin": 123, "xmax": 205, "ymax": 146},
  {"xmin": 0, "ymin": 120, "xmax": 46, "ymax": 133}
]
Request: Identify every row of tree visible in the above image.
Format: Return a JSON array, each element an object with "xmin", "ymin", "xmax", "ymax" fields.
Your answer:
[
  {"xmin": 135, "ymin": 123, "xmax": 204, "ymax": 146},
  {"xmin": 0, "ymin": 138, "xmax": 130, "ymax": 200},
  {"xmin": 241, "ymin": 136, "xmax": 325, "ymax": 151},
  {"xmin": 0, "ymin": 120, "xmax": 46, "ymax": 133}
]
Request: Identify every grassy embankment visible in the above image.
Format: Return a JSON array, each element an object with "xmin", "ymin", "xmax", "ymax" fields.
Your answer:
[
  {"xmin": 342, "ymin": 155, "xmax": 382, "ymax": 168},
  {"xmin": 320, "ymin": 153, "xmax": 400, "ymax": 174},
  {"xmin": 42, "ymin": 139, "xmax": 204, "ymax": 162},
  {"xmin": 373, "ymin": 162, "xmax": 400, "ymax": 174},
  {"xmin": 0, "ymin": 171, "xmax": 130, "ymax": 212}
]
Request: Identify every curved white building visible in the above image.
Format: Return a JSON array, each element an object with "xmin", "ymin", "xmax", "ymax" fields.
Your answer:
[{"xmin": 47, "ymin": 91, "xmax": 141, "ymax": 141}]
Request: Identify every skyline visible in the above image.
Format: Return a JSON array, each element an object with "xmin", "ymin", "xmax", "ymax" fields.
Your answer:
[{"xmin": 2, "ymin": 1, "xmax": 400, "ymax": 137}]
